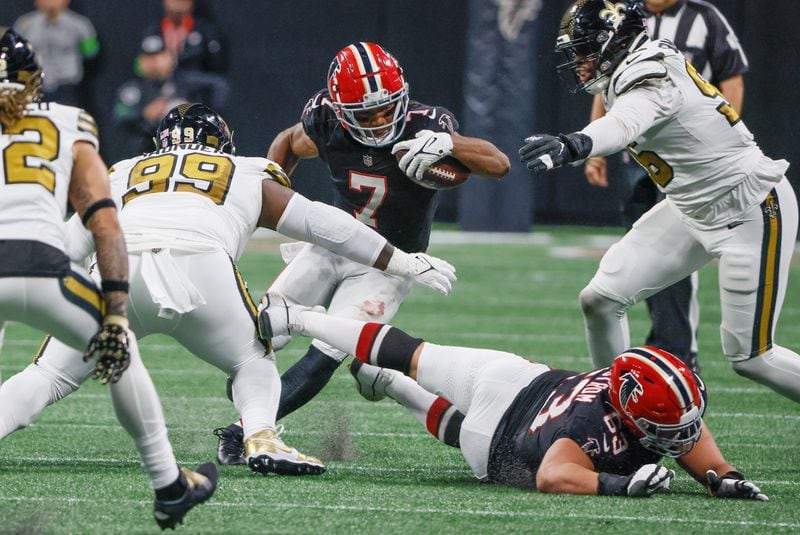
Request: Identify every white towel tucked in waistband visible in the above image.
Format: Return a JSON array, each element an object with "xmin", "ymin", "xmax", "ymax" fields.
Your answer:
[{"xmin": 140, "ymin": 249, "xmax": 206, "ymax": 319}]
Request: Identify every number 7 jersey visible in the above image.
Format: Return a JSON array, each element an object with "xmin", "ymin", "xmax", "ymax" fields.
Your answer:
[
  {"xmin": 0, "ymin": 102, "xmax": 98, "ymax": 252},
  {"xmin": 109, "ymin": 144, "xmax": 270, "ymax": 260}
]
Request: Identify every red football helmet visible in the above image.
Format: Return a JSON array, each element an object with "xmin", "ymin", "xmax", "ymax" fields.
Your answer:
[
  {"xmin": 609, "ymin": 346, "xmax": 706, "ymax": 457},
  {"xmin": 327, "ymin": 42, "xmax": 409, "ymax": 147}
]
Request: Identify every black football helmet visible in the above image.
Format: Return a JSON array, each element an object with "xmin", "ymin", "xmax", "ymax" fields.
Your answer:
[
  {"xmin": 0, "ymin": 28, "xmax": 41, "ymax": 88},
  {"xmin": 156, "ymin": 103, "xmax": 235, "ymax": 154},
  {"xmin": 556, "ymin": 0, "xmax": 647, "ymax": 94}
]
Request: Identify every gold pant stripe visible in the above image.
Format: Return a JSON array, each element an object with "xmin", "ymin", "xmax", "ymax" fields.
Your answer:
[
  {"xmin": 230, "ymin": 258, "xmax": 257, "ymax": 322},
  {"xmin": 751, "ymin": 192, "xmax": 782, "ymax": 356},
  {"xmin": 60, "ymin": 272, "xmax": 104, "ymax": 324}
]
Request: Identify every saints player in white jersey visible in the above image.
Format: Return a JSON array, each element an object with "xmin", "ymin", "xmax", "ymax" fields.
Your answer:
[
  {"xmin": 0, "ymin": 30, "xmax": 217, "ymax": 529},
  {"xmin": 0, "ymin": 102, "xmax": 457, "ymax": 479},
  {"xmin": 519, "ymin": 0, "xmax": 800, "ymax": 402}
]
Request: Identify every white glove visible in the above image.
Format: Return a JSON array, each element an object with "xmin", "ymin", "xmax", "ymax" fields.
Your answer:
[
  {"xmin": 391, "ymin": 130, "xmax": 454, "ymax": 181},
  {"xmin": 385, "ymin": 250, "xmax": 457, "ymax": 295},
  {"xmin": 706, "ymin": 470, "xmax": 768, "ymax": 501},
  {"xmin": 626, "ymin": 464, "xmax": 675, "ymax": 497}
]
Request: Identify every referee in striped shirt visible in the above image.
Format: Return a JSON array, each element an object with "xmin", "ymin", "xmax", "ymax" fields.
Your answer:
[{"xmin": 583, "ymin": 0, "xmax": 749, "ymax": 374}]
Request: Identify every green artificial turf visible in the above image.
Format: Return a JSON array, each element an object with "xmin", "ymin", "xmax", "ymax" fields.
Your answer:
[{"xmin": 0, "ymin": 227, "xmax": 798, "ymax": 533}]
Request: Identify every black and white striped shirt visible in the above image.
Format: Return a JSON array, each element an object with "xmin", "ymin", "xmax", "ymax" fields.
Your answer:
[{"xmin": 646, "ymin": 0, "xmax": 748, "ymax": 85}]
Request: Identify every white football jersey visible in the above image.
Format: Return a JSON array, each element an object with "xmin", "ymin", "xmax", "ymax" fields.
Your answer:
[
  {"xmin": 110, "ymin": 144, "xmax": 268, "ymax": 260},
  {"xmin": 0, "ymin": 102, "xmax": 98, "ymax": 251},
  {"xmin": 592, "ymin": 38, "xmax": 787, "ymax": 227}
]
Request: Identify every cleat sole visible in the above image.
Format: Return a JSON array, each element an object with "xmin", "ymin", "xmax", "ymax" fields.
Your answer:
[{"xmin": 248, "ymin": 455, "xmax": 326, "ymax": 476}]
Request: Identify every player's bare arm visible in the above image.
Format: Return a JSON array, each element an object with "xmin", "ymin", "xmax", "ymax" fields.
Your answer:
[
  {"xmin": 675, "ymin": 422, "xmax": 735, "ymax": 485},
  {"xmin": 584, "ymin": 93, "xmax": 608, "ymax": 187},
  {"xmin": 266, "ymin": 122, "xmax": 319, "ymax": 175},
  {"xmin": 69, "ymin": 141, "xmax": 128, "ymax": 317},
  {"xmin": 677, "ymin": 422, "xmax": 767, "ymax": 500},
  {"xmin": 719, "ymin": 74, "xmax": 744, "ymax": 114},
  {"xmin": 535, "ymin": 438, "xmax": 599, "ymax": 495},
  {"xmin": 450, "ymin": 132, "xmax": 510, "ymax": 178}
]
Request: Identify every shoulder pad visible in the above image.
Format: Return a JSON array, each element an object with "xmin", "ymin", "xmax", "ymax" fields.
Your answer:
[{"xmin": 613, "ymin": 60, "xmax": 668, "ymax": 96}]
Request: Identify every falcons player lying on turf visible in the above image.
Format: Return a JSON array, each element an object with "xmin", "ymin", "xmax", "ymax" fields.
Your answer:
[
  {"xmin": 519, "ymin": 0, "xmax": 800, "ymax": 403},
  {"xmin": 214, "ymin": 41, "xmax": 509, "ymax": 465},
  {"xmin": 256, "ymin": 297, "xmax": 767, "ymax": 500}
]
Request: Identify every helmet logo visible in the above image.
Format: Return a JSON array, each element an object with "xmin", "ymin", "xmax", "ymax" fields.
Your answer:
[
  {"xmin": 618, "ymin": 371, "xmax": 643, "ymax": 410},
  {"xmin": 600, "ymin": 1, "xmax": 626, "ymax": 27}
]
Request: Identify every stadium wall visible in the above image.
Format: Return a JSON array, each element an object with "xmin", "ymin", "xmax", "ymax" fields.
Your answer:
[{"xmin": 3, "ymin": 0, "xmax": 797, "ymax": 229}]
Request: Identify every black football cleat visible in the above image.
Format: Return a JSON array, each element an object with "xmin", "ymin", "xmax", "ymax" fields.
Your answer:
[
  {"xmin": 213, "ymin": 423, "xmax": 246, "ymax": 466},
  {"xmin": 153, "ymin": 463, "xmax": 218, "ymax": 530}
]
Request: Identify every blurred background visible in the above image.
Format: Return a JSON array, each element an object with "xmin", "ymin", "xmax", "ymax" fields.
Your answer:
[{"xmin": 4, "ymin": 0, "xmax": 798, "ymax": 230}]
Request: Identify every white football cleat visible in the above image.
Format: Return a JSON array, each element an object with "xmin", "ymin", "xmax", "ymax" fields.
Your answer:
[
  {"xmin": 257, "ymin": 293, "xmax": 323, "ymax": 339},
  {"xmin": 349, "ymin": 359, "xmax": 399, "ymax": 402}
]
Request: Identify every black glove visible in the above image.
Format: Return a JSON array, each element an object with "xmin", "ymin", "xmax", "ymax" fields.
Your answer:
[
  {"xmin": 519, "ymin": 132, "xmax": 593, "ymax": 173},
  {"xmin": 706, "ymin": 470, "xmax": 768, "ymax": 501},
  {"xmin": 83, "ymin": 315, "xmax": 131, "ymax": 385}
]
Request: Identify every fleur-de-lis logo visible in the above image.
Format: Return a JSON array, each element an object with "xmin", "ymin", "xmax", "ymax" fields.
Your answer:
[{"xmin": 600, "ymin": 1, "xmax": 627, "ymax": 27}]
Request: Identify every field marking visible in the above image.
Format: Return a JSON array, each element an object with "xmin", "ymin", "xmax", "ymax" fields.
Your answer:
[
  {"xmin": 0, "ymin": 456, "xmax": 797, "ymax": 489},
  {"xmin": 0, "ymin": 494, "xmax": 797, "ymax": 528}
]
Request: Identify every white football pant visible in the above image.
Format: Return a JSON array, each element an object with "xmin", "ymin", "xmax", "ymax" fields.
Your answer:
[
  {"xmin": 0, "ymin": 265, "xmax": 179, "ymax": 488},
  {"xmin": 581, "ymin": 178, "xmax": 800, "ymax": 401},
  {"xmin": 268, "ymin": 243, "xmax": 413, "ymax": 361}
]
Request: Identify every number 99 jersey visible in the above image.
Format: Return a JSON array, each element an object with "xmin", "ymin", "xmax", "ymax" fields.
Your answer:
[
  {"xmin": 0, "ymin": 102, "xmax": 98, "ymax": 252},
  {"xmin": 108, "ymin": 144, "xmax": 271, "ymax": 260}
]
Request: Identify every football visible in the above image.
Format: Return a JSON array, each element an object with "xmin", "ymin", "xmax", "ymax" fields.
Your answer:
[{"xmin": 394, "ymin": 150, "xmax": 471, "ymax": 190}]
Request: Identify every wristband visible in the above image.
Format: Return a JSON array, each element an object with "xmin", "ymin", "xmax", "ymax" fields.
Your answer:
[
  {"xmin": 597, "ymin": 472, "xmax": 631, "ymax": 496},
  {"xmin": 101, "ymin": 279, "xmax": 129, "ymax": 293},
  {"xmin": 81, "ymin": 198, "xmax": 116, "ymax": 225},
  {"xmin": 102, "ymin": 314, "xmax": 129, "ymax": 329}
]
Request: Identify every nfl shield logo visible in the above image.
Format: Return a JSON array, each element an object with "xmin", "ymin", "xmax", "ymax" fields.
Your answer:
[{"xmin": 363, "ymin": 154, "xmax": 373, "ymax": 167}]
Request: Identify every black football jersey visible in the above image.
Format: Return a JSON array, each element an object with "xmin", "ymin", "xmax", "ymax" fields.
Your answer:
[
  {"xmin": 301, "ymin": 89, "xmax": 460, "ymax": 252},
  {"xmin": 488, "ymin": 368, "xmax": 661, "ymax": 489}
]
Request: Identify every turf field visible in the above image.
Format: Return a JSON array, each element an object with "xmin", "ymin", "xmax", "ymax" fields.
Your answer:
[{"xmin": 1, "ymin": 226, "xmax": 798, "ymax": 533}]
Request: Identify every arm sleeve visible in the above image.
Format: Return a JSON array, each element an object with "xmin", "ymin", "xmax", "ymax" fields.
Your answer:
[
  {"xmin": 581, "ymin": 82, "xmax": 677, "ymax": 156},
  {"xmin": 65, "ymin": 213, "xmax": 95, "ymax": 262},
  {"xmin": 275, "ymin": 193, "xmax": 388, "ymax": 268}
]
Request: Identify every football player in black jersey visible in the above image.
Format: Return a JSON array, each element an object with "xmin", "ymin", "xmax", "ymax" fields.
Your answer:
[
  {"xmin": 254, "ymin": 297, "xmax": 768, "ymax": 501},
  {"xmin": 214, "ymin": 42, "xmax": 509, "ymax": 464}
]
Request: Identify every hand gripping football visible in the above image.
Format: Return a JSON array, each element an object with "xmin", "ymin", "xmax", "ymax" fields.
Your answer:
[{"xmin": 394, "ymin": 150, "xmax": 471, "ymax": 190}]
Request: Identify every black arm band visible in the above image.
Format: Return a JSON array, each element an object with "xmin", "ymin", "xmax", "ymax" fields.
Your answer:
[
  {"xmin": 101, "ymin": 279, "xmax": 129, "ymax": 293},
  {"xmin": 597, "ymin": 472, "xmax": 632, "ymax": 496},
  {"xmin": 81, "ymin": 198, "xmax": 116, "ymax": 225}
]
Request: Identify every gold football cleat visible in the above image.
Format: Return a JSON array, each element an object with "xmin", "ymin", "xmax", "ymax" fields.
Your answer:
[{"xmin": 244, "ymin": 426, "xmax": 325, "ymax": 476}]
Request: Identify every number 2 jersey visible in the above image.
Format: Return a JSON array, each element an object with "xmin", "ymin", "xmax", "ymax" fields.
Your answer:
[
  {"xmin": 106, "ymin": 144, "xmax": 272, "ymax": 261},
  {"xmin": 583, "ymin": 37, "xmax": 789, "ymax": 229},
  {"xmin": 301, "ymin": 89, "xmax": 459, "ymax": 252},
  {"xmin": 0, "ymin": 102, "xmax": 98, "ymax": 252},
  {"xmin": 487, "ymin": 368, "xmax": 660, "ymax": 489}
]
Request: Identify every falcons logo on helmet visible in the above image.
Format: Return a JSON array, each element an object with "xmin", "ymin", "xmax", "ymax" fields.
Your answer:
[{"xmin": 618, "ymin": 372, "xmax": 644, "ymax": 410}]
